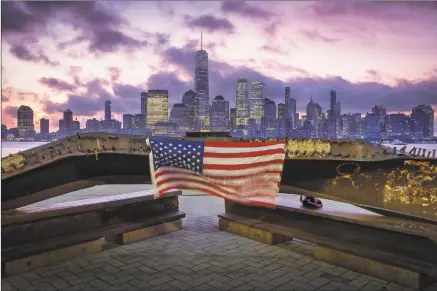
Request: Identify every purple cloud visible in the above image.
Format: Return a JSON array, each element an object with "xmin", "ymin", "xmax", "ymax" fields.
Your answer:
[
  {"xmin": 260, "ymin": 45, "xmax": 286, "ymax": 55},
  {"xmin": 184, "ymin": 15, "xmax": 235, "ymax": 34},
  {"xmin": 2, "ymin": 1, "xmax": 148, "ymax": 55},
  {"xmin": 9, "ymin": 44, "xmax": 59, "ymax": 66},
  {"xmin": 300, "ymin": 29, "xmax": 339, "ymax": 43},
  {"xmin": 311, "ymin": 1, "xmax": 437, "ymax": 19},
  {"xmin": 39, "ymin": 77, "xmax": 76, "ymax": 92},
  {"xmin": 221, "ymin": 1, "xmax": 275, "ymax": 20},
  {"xmin": 4, "ymin": 105, "xmax": 19, "ymax": 119},
  {"xmin": 159, "ymin": 45, "xmax": 436, "ymax": 115}
]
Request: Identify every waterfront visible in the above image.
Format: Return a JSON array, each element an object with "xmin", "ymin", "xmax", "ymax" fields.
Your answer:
[{"xmin": 1, "ymin": 141, "xmax": 437, "ymax": 158}]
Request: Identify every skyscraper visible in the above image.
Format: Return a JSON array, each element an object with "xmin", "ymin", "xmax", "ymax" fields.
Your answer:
[
  {"xmin": 123, "ymin": 114, "xmax": 135, "ymax": 130},
  {"xmin": 211, "ymin": 96, "xmax": 230, "ymax": 132},
  {"xmin": 140, "ymin": 92, "xmax": 147, "ymax": 115},
  {"xmin": 63, "ymin": 109, "xmax": 73, "ymax": 134},
  {"xmin": 306, "ymin": 98, "xmax": 323, "ymax": 138},
  {"xmin": 40, "ymin": 118, "xmax": 49, "ymax": 135},
  {"xmin": 105, "ymin": 101, "xmax": 111, "ymax": 121},
  {"xmin": 250, "ymin": 82, "xmax": 264, "ymax": 126},
  {"xmin": 327, "ymin": 90, "xmax": 337, "ymax": 138},
  {"xmin": 236, "ymin": 78, "xmax": 249, "ymax": 129},
  {"xmin": 278, "ymin": 103, "xmax": 286, "ymax": 120},
  {"xmin": 284, "ymin": 87, "xmax": 296, "ymax": 134},
  {"xmin": 59, "ymin": 119, "xmax": 65, "ymax": 134},
  {"xmin": 194, "ymin": 31, "xmax": 210, "ymax": 131},
  {"xmin": 17, "ymin": 105, "xmax": 34, "ymax": 138},
  {"xmin": 411, "ymin": 105, "xmax": 434, "ymax": 139},
  {"xmin": 230, "ymin": 108, "xmax": 236, "ymax": 131},
  {"xmin": 386, "ymin": 113, "xmax": 408, "ymax": 138},
  {"xmin": 182, "ymin": 90, "xmax": 196, "ymax": 131},
  {"xmin": 72, "ymin": 119, "xmax": 80, "ymax": 131},
  {"xmin": 261, "ymin": 98, "xmax": 277, "ymax": 138},
  {"xmin": 263, "ymin": 98, "xmax": 276, "ymax": 119},
  {"xmin": 146, "ymin": 90, "xmax": 169, "ymax": 130},
  {"xmin": 170, "ymin": 103, "xmax": 188, "ymax": 132}
]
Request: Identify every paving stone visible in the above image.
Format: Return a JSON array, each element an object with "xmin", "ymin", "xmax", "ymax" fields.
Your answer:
[
  {"xmin": 321, "ymin": 273, "xmax": 352, "ymax": 284},
  {"xmin": 308, "ymin": 277, "xmax": 331, "ymax": 288},
  {"xmin": 208, "ymin": 280, "xmax": 233, "ymax": 290},
  {"xmin": 1, "ymin": 281, "xmax": 17, "ymax": 291},
  {"xmin": 1, "ymin": 195, "xmax": 412, "ymax": 291},
  {"xmin": 276, "ymin": 280, "xmax": 316, "ymax": 291}
]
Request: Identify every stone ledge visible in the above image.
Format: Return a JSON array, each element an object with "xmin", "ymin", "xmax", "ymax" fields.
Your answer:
[
  {"xmin": 3, "ymin": 239, "xmax": 102, "ymax": 277},
  {"xmin": 315, "ymin": 246, "xmax": 436, "ymax": 290},
  {"xmin": 107, "ymin": 219, "xmax": 183, "ymax": 245},
  {"xmin": 218, "ymin": 217, "xmax": 291, "ymax": 245}
]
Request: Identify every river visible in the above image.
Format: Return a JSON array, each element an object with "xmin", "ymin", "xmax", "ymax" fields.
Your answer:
[{"xmin": 2, "ymin": 141, "xmax": 437, "ymax": 158}]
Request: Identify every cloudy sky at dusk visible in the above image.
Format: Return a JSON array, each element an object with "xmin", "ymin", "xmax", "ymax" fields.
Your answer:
[{"xmin": 1, "ymin": 1, "xmax": 437, "ymax": 133}]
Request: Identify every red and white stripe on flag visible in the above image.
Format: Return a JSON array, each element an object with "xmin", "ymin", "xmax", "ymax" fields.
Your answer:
[{"xmin": 153, "ymin": 140, "xmax": 286, "ymax": 208}]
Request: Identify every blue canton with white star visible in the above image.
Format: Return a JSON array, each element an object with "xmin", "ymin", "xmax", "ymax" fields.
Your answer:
[{"xmin": 149, "ymin": 138, "xmax": 205, "ymax": 174}]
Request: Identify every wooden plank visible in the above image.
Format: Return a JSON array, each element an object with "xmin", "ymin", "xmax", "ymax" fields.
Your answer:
[
  {"xmin": 218, "ymin": 218, "xmax": 291, "ymax": 245},
  {"xmin": 315, "ymin": 246, "xmax": 435, "ymax": 290},
  {"xmin": 4, "ymin": 240, "xmax": 102, "ymax": 277},
  {"xmin": 107, "ymin": 220, "xmax": 183, "ymax": 244}
]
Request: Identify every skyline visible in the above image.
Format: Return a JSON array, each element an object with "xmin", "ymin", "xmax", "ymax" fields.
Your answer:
[{"xmin": 1, "ymin": 1, "xmax": 437, "ymax": 134}]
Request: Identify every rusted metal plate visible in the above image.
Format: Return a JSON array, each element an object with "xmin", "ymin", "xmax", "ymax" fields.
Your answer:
[
  {"xmin": 1, "ymin": 153, "xmax": 152, "ymax": 210},
  {"xmin": 280, "ymin": 158, "xmax": 437, "ymax": 223},
  {"xmin": 2, "ymin": 134, "xmax": 436, "ymax": 222},
  {"xmin": 2, "ymin": 190, "xmax": 181, "ymax": 225}
]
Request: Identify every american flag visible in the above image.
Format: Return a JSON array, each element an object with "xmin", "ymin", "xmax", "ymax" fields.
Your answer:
[{"xmin": 148, "ymin": 137, "xmax": 286, "ymax": 208}]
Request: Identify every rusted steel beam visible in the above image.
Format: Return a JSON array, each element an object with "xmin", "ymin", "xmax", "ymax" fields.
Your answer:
[
  {"xmin": 2, "ymin": 192, "xmax": 184, "ymax": 263},
  {"xmin": 220, "ymin": 201, "xmax": 437, "ymax": 284},
  {"xmin": 2, "ymin": 134, "xmax": 436, "ymax": 222}
]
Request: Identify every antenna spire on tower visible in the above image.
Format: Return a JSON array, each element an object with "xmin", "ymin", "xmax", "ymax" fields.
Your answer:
[{"xmin": 200, "ymin": 29, "xmax": 203, "ymax": 50}]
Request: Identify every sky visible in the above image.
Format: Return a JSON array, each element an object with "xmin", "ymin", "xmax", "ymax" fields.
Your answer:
[{"xmin": 1, "ymin": 1, "xmax": 437, "ymax": 134}]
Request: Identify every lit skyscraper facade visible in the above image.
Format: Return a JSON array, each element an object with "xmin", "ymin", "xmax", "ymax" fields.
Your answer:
[
  {"xmin": 140, "ymin": 92, "xmax": 147, "ymax": 116},
  {"xmin": 236, "ymin": 78, "xmax": 249, "ymax": 129},
  {"xmin": 230, "ymin": 108, "xmax": 236, "ymax": 131},
  {"xmin": 250, "ymin": 82, "xmax": 264, "ymax": 126},
  {"xmin": 194, "ymin": 32, "xmax": 210, "ymax": 131},
  {"xmin": 327, "ymin": 90, "xmax": 337, "ymax": 138},
  {"xmin": 386, "ymin": 113, "xmax": 409, "ymax": 138},
  {"xmin": 182, "ymin": 90, "xmax": 196, "ymax": 131},
  {"xmin": 146, "ymin": 90, "xmax": 169, "ymax": 130},
  {"xmin": 211, "ymin": 96, "xmax": 229, "ymax": 132},
  {"xmin": 105, "ymin": 101, "xmax": 111, "ymax": 121},
  {"xmin": 278, "ymin": 103, "xmax": 286, "ymax": 120},
  {"xmin": 411, "ymin": 105, "xmax": 434, "ymax": 139},
  {"xmin": 17, "ymin": 105, "xmax": 34, "ymax": 138},
  {"xmin": 340, "ymin": 113, "xmax": 362, "ymax": 138}
]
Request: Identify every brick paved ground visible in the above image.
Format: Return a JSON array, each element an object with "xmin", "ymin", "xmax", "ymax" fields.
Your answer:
[{"xmin": 3, "ymin": 192, "xmax": 436, "ymax": 291}]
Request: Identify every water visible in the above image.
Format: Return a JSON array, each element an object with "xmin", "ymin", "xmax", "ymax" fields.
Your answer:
[
  {"xmin": 1, "ymin": 142, "xmax": 48, "ymax": 158},
  {"xmin": 1, "ymin": 141, "xmax": 436, "ymax": 158}
]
